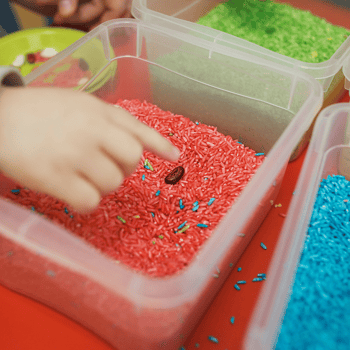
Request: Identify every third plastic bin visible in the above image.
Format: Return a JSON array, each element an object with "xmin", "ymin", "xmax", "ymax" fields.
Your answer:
[{"xmin": 245, "ymin": 101, "xmax": 350, "ymax": 349}]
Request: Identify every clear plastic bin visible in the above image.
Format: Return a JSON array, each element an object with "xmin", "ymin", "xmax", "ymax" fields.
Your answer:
[
  {"xmin": 131, "ymin": 0, "xmax": 350, "ymax": 160},
  {"xmin": 245, "ymin": 102, "xmax": 350, "ymax": 350},
  {"xmin": 0, "ymin": 19, "xmax": 322, "ymax": 350}
]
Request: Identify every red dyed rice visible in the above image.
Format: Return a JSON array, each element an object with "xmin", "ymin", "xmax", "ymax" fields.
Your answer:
[{"xmin": 4, "ymin": 100, "xmax": 265, "ymax": 277}]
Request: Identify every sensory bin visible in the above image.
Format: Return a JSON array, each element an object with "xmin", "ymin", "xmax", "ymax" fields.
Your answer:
[
  {"xmin": 196, "ymin": 0, "xmax": 350, "ymax": 160},
  {"xmin": 276, "ymin": 174, "xmax": 350, "ymax": 350},
  {"xmin": 3, "ymin": 99, "xmax": 265, "ymax": 278},
  {"xmin": 144, "ymin": 0, "xmax": 350, "ymax": 162},
  {"xmin": 132, "ymin": 0, "xmax": 350, "ymax": 161},
  {"xmin": 0, "ymin": 19, "xmax": 323, "ymax": 350},
  {"xmin": 198, "ymin": 0, "xmax": 350, "ymax": 64},
  {"xmin": 244, "ymin": 103, "xmax": 350, "ymax": 350}
]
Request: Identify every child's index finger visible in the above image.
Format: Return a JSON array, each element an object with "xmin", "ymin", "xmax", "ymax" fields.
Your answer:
[{"xmin": 109, "ymin": 105, "xmax": 181, "ymax": 163}]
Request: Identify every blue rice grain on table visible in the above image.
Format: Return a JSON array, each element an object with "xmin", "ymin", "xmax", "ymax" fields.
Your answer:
[{"xmin": 208, "ymin": 336, "xmax": 219, "ymax": 344}]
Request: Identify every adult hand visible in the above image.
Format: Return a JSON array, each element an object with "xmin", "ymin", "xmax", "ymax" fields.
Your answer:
[
  {"xmin": 54, "ymin": 0, "xmax": 132, "ymax": 28},
  {"xmin": 11, "ymin": 0, "xmax": 132, "ymax": 31}
]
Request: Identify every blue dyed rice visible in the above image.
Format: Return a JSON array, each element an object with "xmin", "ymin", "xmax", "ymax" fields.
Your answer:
[
  {"xmin": 208, "ymin": 198, "xmax": 216, "ymax": 206},
  {"xmin": 178, "ymin": 221, "xmax": 187, "ymax": 229},
  {"xmin": 276, "ymin": 175, "xmax": 350, "ymax": 350},
  {"xmin": 192, "ymin": 205, "xmax": 199, "ymax": 212}
]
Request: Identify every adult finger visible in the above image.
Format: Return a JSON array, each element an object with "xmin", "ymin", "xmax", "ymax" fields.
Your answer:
[
  {"xmin": 58, "ymin": 0, "xmax": 79, "ymax": 17},
  {"xmin": 78, "ymin": 0, "xmax": 104, "ymax": 22},
  {"xmin": 105, "ymin": 0, "xmax": 127, "ymax": 14},
  {"xmin": 55, "ymin": 0, "xmax": 104, "ymax": 24},
  {"xmin": 98, "ymin": 10, "xmax": 119, "ymax": 24},
  {"xmin": 107, "ymin": 106, "xmax": 181, "ymax": 163},
  {"xmin": 97, "ymin": 0, "xmax": 130, "ymax": 23}
]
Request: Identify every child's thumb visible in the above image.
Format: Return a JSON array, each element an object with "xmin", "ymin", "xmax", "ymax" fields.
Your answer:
[{"xmin": 58, "ymin": 0, "xmax": 78, "ymax": 17}]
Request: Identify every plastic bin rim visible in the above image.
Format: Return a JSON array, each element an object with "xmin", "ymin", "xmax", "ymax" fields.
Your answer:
[
  {"xmin": 316, "ymin": 101, "xmax": 350, "ymax": 117},
  {"xmin": 24, "ymin": 18, "xmax": 327, "ymax": 94},
  {"xmin": 343, "ymin": 55, "xmax": 350, "ymax": 89},
  {"xmin": 23, "ymin": 18, "xmax": 326, "ymax": 107},
  {"xmin": 101, "ymin": 19, "xmax": 331, "ymax": 90},
  {"xmin": 131, "ymin": 0, "xmax": 350, "ymax": 80}
]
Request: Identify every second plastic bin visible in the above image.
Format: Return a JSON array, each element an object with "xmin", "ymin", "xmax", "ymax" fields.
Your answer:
[
  {"xmin": 0, "ymin": 19, "xmax": 322, "ymax": 350},
  {"xmin": 131, "ymin": 0, "xmax": 350, "ymax": 160},
  {"xmin": 245, "ymin": 102, "xmax": 350, "ymax": 349}
]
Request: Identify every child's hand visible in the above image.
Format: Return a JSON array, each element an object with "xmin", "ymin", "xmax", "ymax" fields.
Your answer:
[{"xmin": 0, "ymin": 87, "xmax": 180, "ymax": 213}]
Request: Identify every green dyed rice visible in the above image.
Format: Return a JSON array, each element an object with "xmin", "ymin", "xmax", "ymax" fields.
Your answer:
[{"xmin": 197, "ymin": 0, "xmax": 350, "ymax": 63}]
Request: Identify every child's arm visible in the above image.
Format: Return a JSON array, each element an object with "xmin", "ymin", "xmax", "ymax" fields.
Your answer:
[{"xmin": 0, "ymin": 85, "xmax": 180, "ymax": 213}]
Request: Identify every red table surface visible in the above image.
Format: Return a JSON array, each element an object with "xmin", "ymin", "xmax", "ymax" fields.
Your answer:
[{"xmin": 1, "ymin": 1, "xmax": 350, "ymax": 350}]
